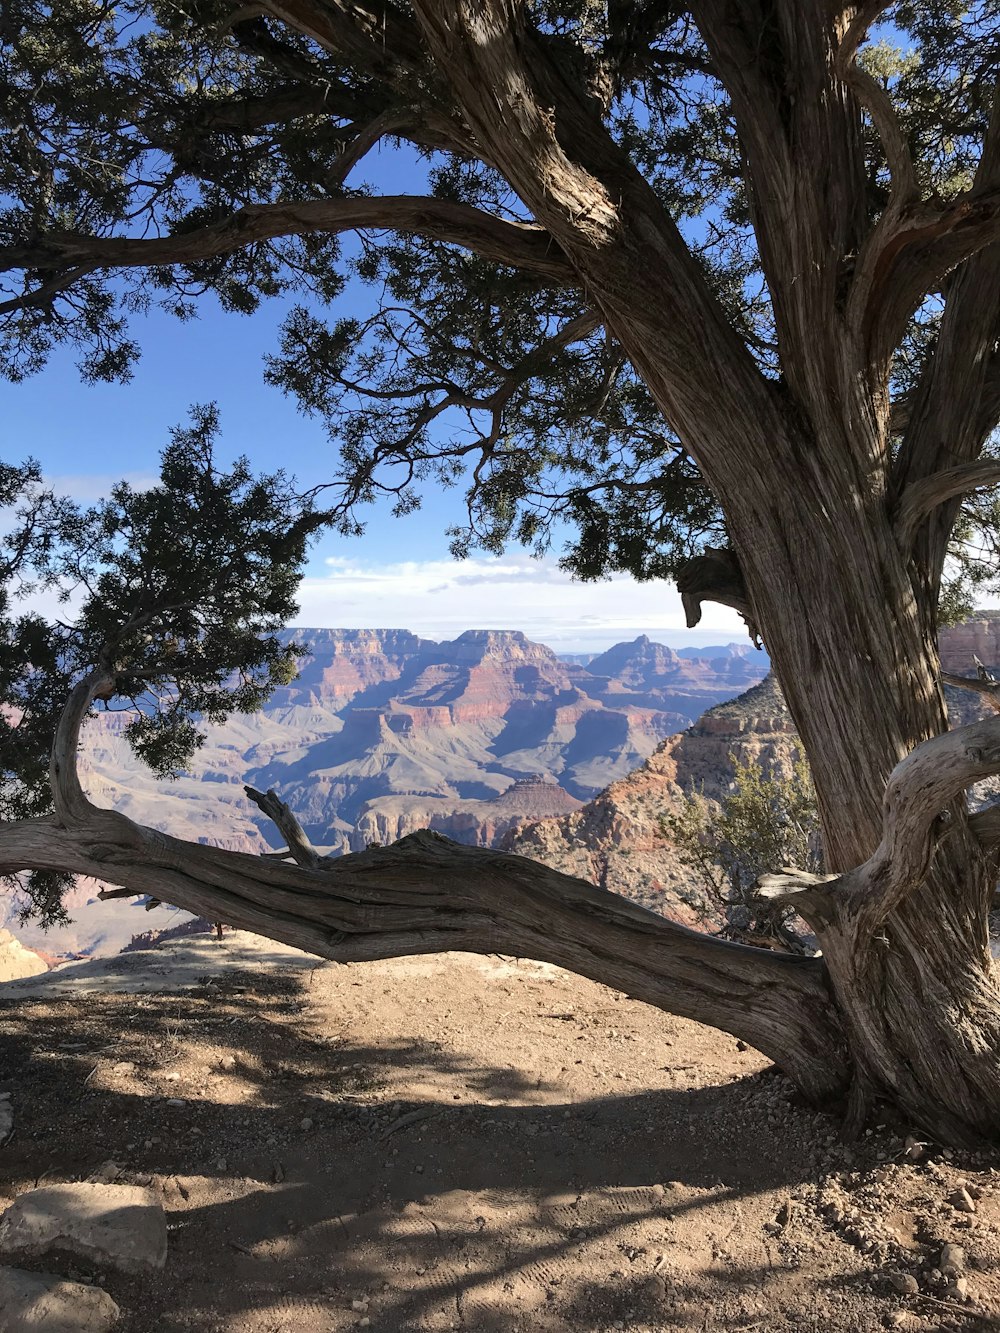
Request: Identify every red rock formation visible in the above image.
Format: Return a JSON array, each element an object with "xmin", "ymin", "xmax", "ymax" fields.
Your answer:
[{"xmin": 939, "ymin": 614, "xmax": 1000, "ymax": 675}]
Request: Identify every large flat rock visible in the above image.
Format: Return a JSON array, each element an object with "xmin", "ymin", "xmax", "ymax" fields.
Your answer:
[
  {"xmin": 0, "ymin": 1182, "xmax": 166, "ymax": 1274},
  {"xmin": 0, "ymin": 1265, "xmax": 120, "ymax": 1331}
]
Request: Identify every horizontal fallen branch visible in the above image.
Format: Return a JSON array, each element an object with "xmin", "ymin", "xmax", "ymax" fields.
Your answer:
[{"xmin": 0, "ymin": 808, "xmax": 848, "ymax": 1102}]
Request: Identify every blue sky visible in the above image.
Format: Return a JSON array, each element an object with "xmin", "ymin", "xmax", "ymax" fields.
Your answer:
[
  {"xmin": 1, "ymin": 295, "xmax": 753, "ymax": 652},
  {"xmin": 1, "ymin": 143, "xmax": 754, "ymax": 654}
]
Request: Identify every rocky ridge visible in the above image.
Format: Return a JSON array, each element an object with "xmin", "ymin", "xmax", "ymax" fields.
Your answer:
[
  {"xmin": 507, "ymin": 620, "xmax": 1000, "ymax": 925},
  {"xmin": 505, "ymin": 673, "xmax": 799, "ymax": 925},
  {"xmin": 3, "ymin": 629, "xmax": 769, "ymax": 959}
]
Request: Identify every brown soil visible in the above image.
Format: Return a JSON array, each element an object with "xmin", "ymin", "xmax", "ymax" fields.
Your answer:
[{"xmin": 3, "ymin": 939, "xmax": 1000, "ymax": 1332}]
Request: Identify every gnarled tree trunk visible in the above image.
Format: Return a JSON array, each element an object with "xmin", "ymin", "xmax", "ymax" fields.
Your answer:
[{"xmin": 5, "ymin": 0, "xmax": 1000, "ymax": 1146}]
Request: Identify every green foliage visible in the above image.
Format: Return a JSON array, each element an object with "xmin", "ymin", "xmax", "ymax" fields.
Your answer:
[
  {"xmin": 1, "ymin": 405, "xmax": 323, "ymax": 923},
  {"xmin": 663, "ymin": 754, "xmax": 822, "ymax": 951},
  {"xmin": 3, "ymin": 2, "xmax": 1000, "ymax": 594}
]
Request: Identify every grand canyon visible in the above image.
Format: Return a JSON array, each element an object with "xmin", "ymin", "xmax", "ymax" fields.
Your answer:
[{"xmin": 5, "ymin": 617, "xmax": 998, "ymax": 961}]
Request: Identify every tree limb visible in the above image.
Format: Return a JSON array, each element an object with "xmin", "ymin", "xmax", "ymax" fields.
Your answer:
[
  {"xmin": 49, "ymin": 666, "xmax": 113, "ymax": 825},
  {"xmin": 0, "ymin": 197, "xmax": 575, "ymax": 314},
  {"xmin": 325, "ymin": 108, "xmax": 412, "ymax": 187},
  {"xmin": 0, "ymin": 812, "xmax": 849, "ymax": 1102},
  {"xmin": 406, "ymin": 0, "xmax": 784, "ymax": 496},
  {"xmin": 836, "ymin": 3, "xmax": 917, "ymax": 209},
  {"xmin": 244, "ymin": 785, "xmax": 325, "ymax": 868},
  {"xmin": 764, "ymin": 713, "xmax": 1000, "ymax": 938},
  {"xmin": 260, "ymin": 0, "xmax": 426, "ymax": 82},
  {"xmin": 969, "ymin": 804, "xmax": 1000, "ymax": 854},
  {"xmin": 751, "ymin": 688, "xmax": 1000, "ymax": 944},
  {"xmin": 894, "ymin": 461, "xmax": 1000, "ymax": 553},
  {"xmin": 942, "ymin": 671, "xmax": 1000, "ymax": 713},
  {"xmin": 675, "ymin": 547, "xmax": 761, "ymax": 647},
  {"xmin": 885, "ymin": 83, "xmax": 1000, "ymax": 601}
]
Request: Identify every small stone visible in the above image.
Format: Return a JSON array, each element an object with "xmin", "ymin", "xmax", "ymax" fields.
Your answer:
[
  {"xmin": 219, "ymin": 1055, "xmax": 237, "ymax": 1071},
  {"xmin": 736, "ymin": 1040, "xmax": 749, "ymax": 1052},
  {"xmin": 0, "ymin": 1264, "xmax": 120, "ymax": 1332},
  {"xmin": 88, "ymin": 1162, "xmax": 121, "ymax": 1185},
  {"xmin": 950, "ymin": 1187, "xmax": 977, "ymax": 1213},
  {"xmin": 164, "ymin": 1071, "xmax": 180, "ymax": 1082},
  {"xmin": 0, "ymin": 1183, "xmax": 167, "ymax": 1274},
  {"xmin": 903, "ymin": 1135, "xmax": 926, "ymax": 1162},
  {"xmin": 111, "ymin": 1061, "xmax": 134, "ymax": 1075},
  {"xmin": 945, "ymin": 1276, "xmax": 969, "ymax": 1301},
  {"xmin": 651, "ymin": 1184, "xmax": 665, "ymax": 1199},
  {"xmin": 351, "ymin": 1298, "xmax": 369, "ymax": 1312},
  {"xmin": 940, "ymin": 1242, "xmax": 966, "ymax": 1273},
  {"xmin": 888, "ymin": 1272, "xmax": 919, "ymax": 1294},
  {"xmin": 271, "ymin": 1163, "xmax": 285, "ymax": 1184},
  {"xmin": 299, "ymin": 1117, "xmax": 314, "ymax": 1133},
  {"xmin": 165, "ymin": 1098, "xmax": 187, "ymax": 1108}
]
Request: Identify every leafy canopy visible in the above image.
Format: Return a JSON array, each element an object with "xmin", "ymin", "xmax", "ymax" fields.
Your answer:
[{"xmin": 2, "ymin": 2, "xmax": 998, "ymax": 604}]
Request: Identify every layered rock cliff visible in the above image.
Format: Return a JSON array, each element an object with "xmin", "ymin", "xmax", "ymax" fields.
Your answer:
[
  {"xmin": 505, "ymin": 674, "xmax": 800, "ymax": 927},
  {"xmin": 4, "ymin": 628, "xmax": 770, "ymax": 958},
  {"xmin": 507, "ymin": 621, "xmax": 1000, "ymax": 926}
]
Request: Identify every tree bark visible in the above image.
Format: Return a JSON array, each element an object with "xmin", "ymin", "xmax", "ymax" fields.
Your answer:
[
  {"xmin": 398, "ymin": 0, "xmax": 1000, "ymax": 1143},
  {"xmin": 0, "ymin": 812, "xmax": 848, "ymax": 1105}
]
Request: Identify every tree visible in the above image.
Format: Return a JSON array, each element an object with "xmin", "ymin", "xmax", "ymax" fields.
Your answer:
[
  {"xmin": 4, "ymin": 1, "xmax": 1000, "ymax": 1143},
  {"xmin": 665, "ymin": 753, "xmax": 822, "ymax": 950}
]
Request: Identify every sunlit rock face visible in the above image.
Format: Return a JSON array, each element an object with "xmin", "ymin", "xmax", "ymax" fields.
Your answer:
[{"xmin": 0, "ymin": 928, "xmax": 47, "ymax": 981}]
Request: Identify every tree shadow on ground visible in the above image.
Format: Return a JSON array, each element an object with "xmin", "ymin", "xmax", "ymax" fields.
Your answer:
[{"xmin": 1, "ymin": 963, "xmax": 994, "ymax": 1332}]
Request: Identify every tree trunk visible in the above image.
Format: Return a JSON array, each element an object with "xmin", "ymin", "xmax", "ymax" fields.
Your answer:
[
  {"xmin": 739, "ymin": 476, "xmax": 1000, "ymax": 1142},
  {"xmin": 405, "ymin": 0, "xmax": 1000, "ymax": 1142}
]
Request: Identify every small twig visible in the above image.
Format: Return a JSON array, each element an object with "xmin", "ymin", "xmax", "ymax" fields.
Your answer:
[
  {"xmin": 380, "ymin": 1106, "xmax": 442, "ymax": 1141},
  {"xmin": 914, "ymin": 1291, "xmax": 1000, "ymax": 1325}
]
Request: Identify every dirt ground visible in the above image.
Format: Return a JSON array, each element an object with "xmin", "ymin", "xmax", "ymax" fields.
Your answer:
[{"xmin": 3, "ymin": 934, "xmax": 1000, "ymax": 1332}]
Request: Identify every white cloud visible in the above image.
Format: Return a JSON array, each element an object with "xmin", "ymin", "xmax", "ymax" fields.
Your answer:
[
  {"xmin": 46, "ymin": 472, "xmax": 158, "ymax": 502},
  {"xmin": 292, "ymin": 553, "xmax": 752, "ymax": 652}
]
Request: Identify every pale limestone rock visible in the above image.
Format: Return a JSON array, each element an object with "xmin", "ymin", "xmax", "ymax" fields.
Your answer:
[
  {"xmin": 0, "ymin": 1182, "xmax": 166, "ymax": 1273},
  {"xmin": 0, "ymin": 1265, "xmax": 120, "ymax": 1332},
  {"xmin": 0, "ymin": 930, "xmax": 46, "ymax": 984}
]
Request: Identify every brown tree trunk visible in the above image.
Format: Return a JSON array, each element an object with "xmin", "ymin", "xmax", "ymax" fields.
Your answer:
[
  {"xmin": 736, "ymin": 478, "xmax": 1000, "ymax": 1143},
  {"xmin": 402, "ymin": 0, "xmax": 1000, "ymax": 1143}
]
